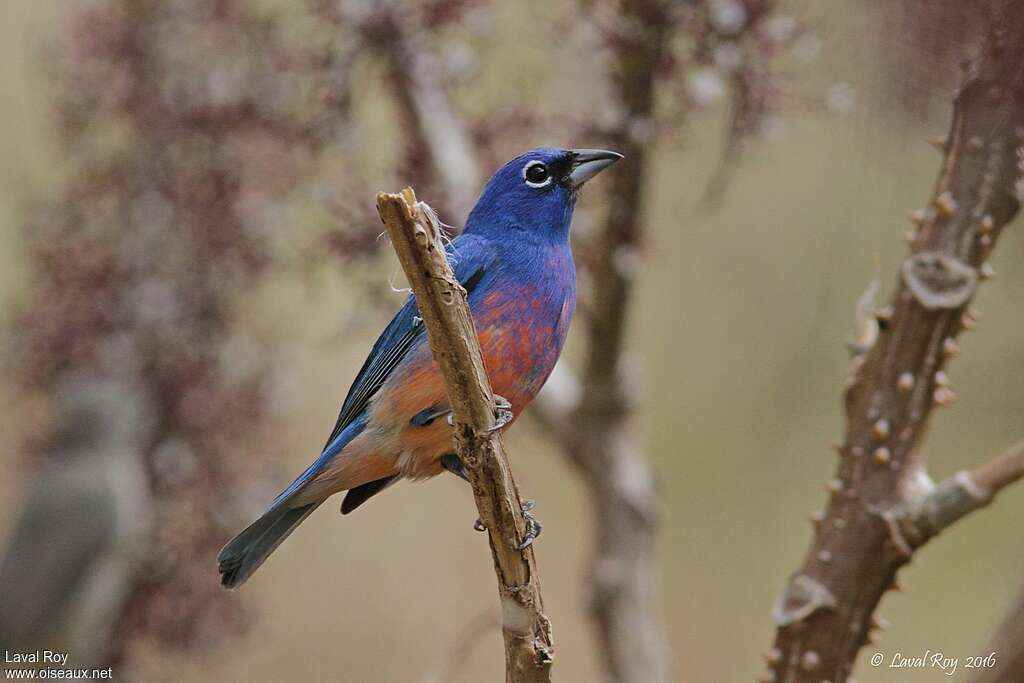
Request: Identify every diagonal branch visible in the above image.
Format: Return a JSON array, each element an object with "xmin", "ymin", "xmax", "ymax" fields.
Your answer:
[
  {"xmin": 764, "ymin": 4, "xmax": 1024, "ymax": 682},
  {"xmin": 376, "ymin": 188, "xmax": 553, "ymax": 683}
]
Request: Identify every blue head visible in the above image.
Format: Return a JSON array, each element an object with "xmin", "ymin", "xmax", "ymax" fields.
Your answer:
[{"xmin": 464, "ymin": 148, "xmax": 622, "ymax": 242}]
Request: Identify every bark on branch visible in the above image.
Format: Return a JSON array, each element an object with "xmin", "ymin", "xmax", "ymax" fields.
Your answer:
[
  {"xmin": 376, "ymin": 188, "xmax": 554, "ymax": 683},
  {"xmin": 764, "ymin": 6, "xmax": 1024, "ymax": 682}
]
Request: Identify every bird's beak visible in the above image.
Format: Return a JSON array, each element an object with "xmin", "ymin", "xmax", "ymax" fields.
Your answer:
[{"xmin": 568, "ymin": 149, "xmax": 624, "ymax": 188}]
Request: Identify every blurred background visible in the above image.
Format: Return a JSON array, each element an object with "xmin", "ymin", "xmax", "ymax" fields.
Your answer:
[{"xmin": 0, "ymin": 1, "xmax": 1021, "ymax": 682}]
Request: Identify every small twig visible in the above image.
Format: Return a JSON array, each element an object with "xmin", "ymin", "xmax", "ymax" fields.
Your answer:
[
  {"xmin": 966, "ymin": 440, "xmax": 1024, "ymax": 495},
  {"xmin": 376, "ymin": 188, "xmax": 553, "ymax": 683},
  {"xmin": 901, "ymin": 440, "xmax": 1024, "ymax": 547}
]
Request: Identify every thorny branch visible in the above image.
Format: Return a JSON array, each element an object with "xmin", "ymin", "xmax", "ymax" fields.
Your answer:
[
  {"xmin": 764, "ymin": 5, "xmax": 1024, "ymax": 683},
  {"xmin": 376, "ymin": 188, "xmax": 553, "ymax": 683}
]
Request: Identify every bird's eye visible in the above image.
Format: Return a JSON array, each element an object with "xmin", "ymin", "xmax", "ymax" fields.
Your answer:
[{"xmin": 523, "ymin": 161, "xmax": 551, "ymax": 187}]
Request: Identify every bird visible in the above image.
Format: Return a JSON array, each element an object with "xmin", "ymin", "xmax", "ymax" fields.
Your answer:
[
  {"xmin": 218, "ymin": 147, "xmax": 622, "ymax": 588},
  {"xmin": 0, "ymin": 374, "xmax": 152, "ymax": 664}
]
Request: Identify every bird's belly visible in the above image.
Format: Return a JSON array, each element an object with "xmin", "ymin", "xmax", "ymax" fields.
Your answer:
[
  {"xmin": 474, "ymin": 284, "xmax": 571, "ymax": 414},
  {"xmin": 477, "ymin": 323, "xmax": 560, "ymax": 415},
  {"xmin": 355, "ymin": 286, "xmax": 571, "ymax": 484}
]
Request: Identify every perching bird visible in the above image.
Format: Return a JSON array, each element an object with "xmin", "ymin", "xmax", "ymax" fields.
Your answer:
[
  {"xmin": 0, "ymin": 375, "xmax": 152, "ymax": 663},
  {"xmin": 218, "ymin": 147, "xmax": 621, "ymax": 588}
]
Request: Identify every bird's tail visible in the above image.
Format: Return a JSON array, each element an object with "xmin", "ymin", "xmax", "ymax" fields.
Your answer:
[{"xmin": 217, "ymin": 501, "xmax": 321, "ymax": 589}]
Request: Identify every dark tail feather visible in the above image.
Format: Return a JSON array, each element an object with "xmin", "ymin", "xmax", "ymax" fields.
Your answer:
[{"xmin": 218, "ymin": 502, "xmax": 321, "ymax": 589}]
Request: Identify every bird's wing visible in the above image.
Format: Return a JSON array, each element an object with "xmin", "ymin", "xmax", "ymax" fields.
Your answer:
[{"xmin": 321, "ymin": 234, "xmax": 497, "ymax": 452}]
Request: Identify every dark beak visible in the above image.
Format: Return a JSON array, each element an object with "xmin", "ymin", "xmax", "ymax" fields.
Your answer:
[{"xmin": 568, "ymin": 149, "xmax": 623, "ymax": 188}]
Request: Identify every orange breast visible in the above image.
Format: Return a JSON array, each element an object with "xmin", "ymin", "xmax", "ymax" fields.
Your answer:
[{"xmin": 302, "ymin": 281, "xmax": 570, "ymax": 497}]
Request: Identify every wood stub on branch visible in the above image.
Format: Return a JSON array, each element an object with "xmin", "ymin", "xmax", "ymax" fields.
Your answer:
[
  {"xmin": 904, "ymin": 441, "xmax": 1024, "ymax": 544},
  {"xmin": 376, "ymin": 189, "xmax": 553, "ymax": 683},
  {"xmin": 765, "ymin": 5, "xmax": 1024, "ymax": 682}
]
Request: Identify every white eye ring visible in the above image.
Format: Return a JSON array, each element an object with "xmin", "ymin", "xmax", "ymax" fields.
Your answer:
[{"xmin": 522, "ymin": 160, "xmax": 552, "ymax": 188}]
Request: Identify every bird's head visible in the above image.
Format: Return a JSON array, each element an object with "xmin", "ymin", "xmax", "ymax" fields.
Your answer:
[{"xmin": 464, "ymin": 147, "xmax": 622, "ymax": 241}]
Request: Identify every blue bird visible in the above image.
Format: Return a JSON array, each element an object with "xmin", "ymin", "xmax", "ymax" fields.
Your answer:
[{"xmin": 219, "ymin": 148, "xmax": 622, "ymax": 588}]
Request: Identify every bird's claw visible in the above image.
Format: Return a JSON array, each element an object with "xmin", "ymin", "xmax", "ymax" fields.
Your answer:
[
  {"xmin": 446, "ymin": 395, "xmax": 512, "ymax": 432},
  {"xmin": 473, "ymin": 498, "xmax": 542, "ymax": 550},
  {"xmin": 489, "ymin": 394, "xmax": 514, "ymax": 432},
  {"xmin": 515, "ymin": 499, "xmax": 542, "ymax": 551}
]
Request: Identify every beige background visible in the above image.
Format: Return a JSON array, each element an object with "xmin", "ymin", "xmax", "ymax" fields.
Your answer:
[{"xmin": 1, "ymin": 2, "xmax": 1021, "ymax": 682}]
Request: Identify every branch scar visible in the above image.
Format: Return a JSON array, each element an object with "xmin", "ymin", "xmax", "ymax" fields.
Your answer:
[{"xmin": 901, "ymin": 252, "xmax": 978, "ymax": 310}]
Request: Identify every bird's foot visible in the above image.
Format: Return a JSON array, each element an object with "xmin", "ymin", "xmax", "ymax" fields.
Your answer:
[
  {"xmin": 489, "ymin": 394, "xmax": 514, "ymax": 432},
  {"xmin": 472, "ymin": 498, "xmax": 542, "ymax": 550},
  {"xmin": 445, "ymin": 395, "xmax": 512, "ymax": 431},
  {"xmin": 516, "ymin": 498, "xmax": 542, "ymax": 551}
]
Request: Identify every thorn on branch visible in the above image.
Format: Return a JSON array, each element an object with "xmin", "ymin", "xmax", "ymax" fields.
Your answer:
[{"xmin": 847, "ymin": 277, "xmax": 880, "ymax": 355}]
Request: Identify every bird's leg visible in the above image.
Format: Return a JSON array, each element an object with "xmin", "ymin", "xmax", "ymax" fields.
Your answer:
[
  {"xmin": 441, "ymin": 398, "xmax": 528, "ymax": 542},
  {"xmin": 486, "ymin": 395, "xmax": 540, "ymax": 548},
  {"xmin": 470, "ymin": 497, "xmax": 543, "ymax": 549}
]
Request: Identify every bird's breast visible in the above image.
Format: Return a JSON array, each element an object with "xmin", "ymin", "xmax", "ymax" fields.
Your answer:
[{"xmin": 473, "ymin": 277, "xmax": 574, "ymax": 416}]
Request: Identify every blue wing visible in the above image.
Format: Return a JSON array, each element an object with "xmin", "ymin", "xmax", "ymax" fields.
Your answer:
[
  {"xmin": 219, "ymin": 234, "xmax": 500, "ymax": 587},
  {"xmin": 271, "ymin": 234, "xmax": 498, "ymax": 507},
  {"xmin": 321, "ymin": 233, "xmax": 497, "ymax": 450}
]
